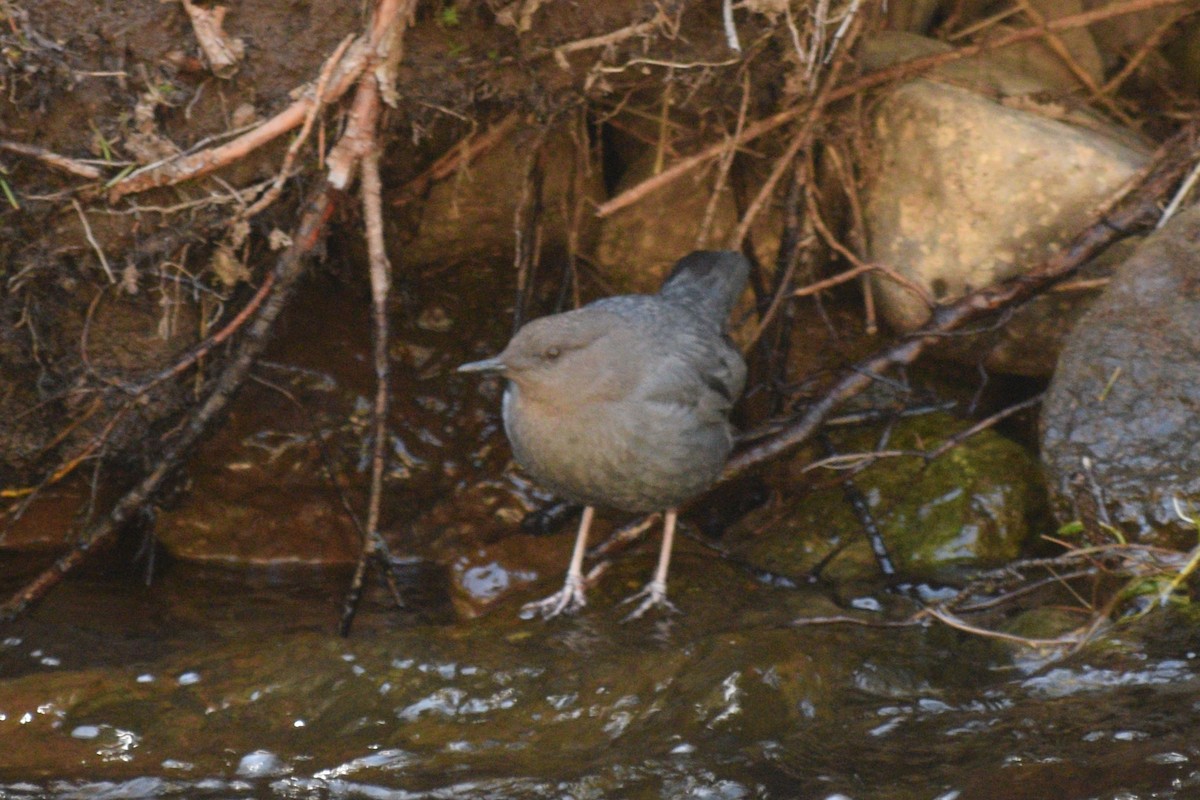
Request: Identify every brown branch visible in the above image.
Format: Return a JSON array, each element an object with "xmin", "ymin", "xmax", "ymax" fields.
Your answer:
[
  {"xmin": 745, "ymin": 164, "xmax": 810, "ymax": 351},
  {"xmin": 1100, "ymin": 8, "xmax": 1190, "ymax": 96},
  {"xmin": 696, "ymin": 70, "xmax": 748, "ymax": 249},
  {"xmin": 924, "ymin": 394, "xmax": 1044, "ymax": 460},
  {"xmin": 330, "ymin": 0, "xmax": 420, "ymax": 635},
  {"xmin": 0, "ymin": 140, "xmax": 105, "ymax": 179},
  {"xmin": 550, "ymin": 16, "xmax": 664, "ymax": 58},
  {"xmin": 340, "ymin": 141, "xmax": 405, "ymax": 636},
  {"xmin": 722, "ymin": 120, "xmax": 1200, "ymax": 480},
  {"xmin": 135, "ymin": 272, "xmax": 277, "ymax": 390},
  {"xmin": 1011, "ymin": 0, "xmax": 1133, "ymax": 126},
  {"xmin": 240, "ymin": 33, "xmax": 356, "ymax": 219}
]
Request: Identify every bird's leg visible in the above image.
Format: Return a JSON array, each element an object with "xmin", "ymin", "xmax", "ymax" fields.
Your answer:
[
  {"xmin": 520, "ymin": 506, "xmax": 594, "ymax": 619},
  {"xmin": 621, "ymin": 508, "xmax": 681, "ymax": 620}
]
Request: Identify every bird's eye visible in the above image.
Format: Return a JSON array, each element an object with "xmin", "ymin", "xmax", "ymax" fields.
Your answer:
[{"xmin": 543, "ymin": 346, "xmax": 561, "ymax": 360}]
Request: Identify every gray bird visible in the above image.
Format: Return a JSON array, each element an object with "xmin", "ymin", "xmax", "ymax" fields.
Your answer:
[{"xmin": 458, "ymin": 250, "xmax": 749, "ymax": 619}]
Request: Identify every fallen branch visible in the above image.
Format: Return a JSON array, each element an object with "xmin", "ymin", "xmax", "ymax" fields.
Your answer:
[{"xmin": 723, "ymin": 120, "xmax": 1200, "ymax": 479}]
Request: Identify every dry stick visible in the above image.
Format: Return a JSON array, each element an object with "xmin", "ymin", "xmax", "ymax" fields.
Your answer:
[
  {"xmin": 544, "ymin": 16, "xmax": 664, "ymax": 60},
  {"xmin": 595, "ymin": 0, "xmax": 1192, "ymax": 220},
  {"xmin": 696, "ymin": 70, "xmax": 749, "ymax": 249},
  {"xmin": 71, "ymin": 199, "xmax": 115, "ymax": 283},
  {"xmin": 799, "ymin": 394, "xmax": 1045, "ymax": 472},
  {"xmin": 824, "ymin": 144, "xmax": 876, "ymax": 333},
  {"xmin": 340, "ymin": 143, "xmax": 404, "ymax": 637},
  {"xmin": 240, "ymin": 33, "xmax": 356, "ymax": 220},
  {"xmin": 0, "ymin": 140, "xmax": 104, "ymax": 179},
  {"xmin": 924, "ymin": 394, "xmax": 1044, "ymax": 460},
  {"xmin": 796, "ymin": 185, "xmax": 934, "ymax": 320},
  {"xmin": 745, "ymin": 165, "xmax": 809, "ymax": 351},
  {"xmin": 722, "ymin": 122, "xmax": 1199, "ymax": 481},
  {"xmin": 920, "ymin": 605, "xmax": 1083, "ymax": 647},
  {"xmin": 1100, "ymin": 8, "xmax": 1189, "ymax": 96},
  {"xmin": 134, "ymin": 271, "xmax": 277, "ymax": 390},
  {"xmin": 0, "ymin": 189, "xmax": 337, "ymax": 622},
  {"xmin": 333, "ymin": 0, "xmax": 419, "ymax": 635}
]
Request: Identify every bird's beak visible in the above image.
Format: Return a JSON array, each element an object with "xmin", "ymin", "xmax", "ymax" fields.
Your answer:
[{"xmin": 457, "ymin": 356, "xmax": 506, "ymax": 374}]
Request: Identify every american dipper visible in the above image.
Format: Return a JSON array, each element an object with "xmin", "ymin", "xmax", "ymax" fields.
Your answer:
[{"xmin": 459, "ymin": 250, "xmax": 749, "ymax": 619}]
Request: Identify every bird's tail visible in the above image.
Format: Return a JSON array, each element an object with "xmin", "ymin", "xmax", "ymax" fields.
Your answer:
[{"xmin": 658, "ymin": 250, "xmax": 751, "ymax": 323}]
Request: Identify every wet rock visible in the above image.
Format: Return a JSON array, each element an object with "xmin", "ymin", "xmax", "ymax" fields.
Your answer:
[
  {"xmin": 859, "ymin": 32, "xmax": 1150, "ymax": 376},
  {"xmin": 1041, "ymin": 204, "xmax": 1200, "ymax": 543},
  {"xmin": 405, "ymin": 472, "xmax": 551, "ymax": 617},
  {"xmin": 726, "ymin": 413, "xmax": 1047, "ymax": 583}
]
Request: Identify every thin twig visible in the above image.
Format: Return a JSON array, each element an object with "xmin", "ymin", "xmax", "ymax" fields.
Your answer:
[
  {"xmin": 696, "ymin": 70, "xmax": 749, "ymax": 249},
  {"xmin": 0, "ymin": 140, "xmax": 104, "ymax": 179},
  {"xmin": 241, "ymin": 33, "xmax": 355, "ymax": 220},
  {"xmin": 71, "ymin": 199, "xmax": 115, "ymax": 283},
  {"xmin": 924, "ymin": 394, "xmax": 1044, "ymax": 460}
]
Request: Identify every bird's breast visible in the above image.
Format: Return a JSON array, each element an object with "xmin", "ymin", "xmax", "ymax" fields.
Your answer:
[{"xmin": 501, "ymin": 384, "xmax": 732, "ymax": 512}]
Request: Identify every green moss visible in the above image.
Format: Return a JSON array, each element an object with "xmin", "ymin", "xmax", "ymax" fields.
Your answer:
[{"xmin": 728, "ymin": 413, "xmax": 1048, "ymax": 582}]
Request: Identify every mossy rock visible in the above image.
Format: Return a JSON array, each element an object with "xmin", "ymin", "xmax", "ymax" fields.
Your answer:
[{"xmin": 727, "ymin": 413, "xmax": 1049, "ymax": 583}]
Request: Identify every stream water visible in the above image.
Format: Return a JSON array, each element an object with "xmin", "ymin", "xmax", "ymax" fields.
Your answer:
[{"xmin": 1, "ymin": 555, "xmax": 1198, "ymax": 800}]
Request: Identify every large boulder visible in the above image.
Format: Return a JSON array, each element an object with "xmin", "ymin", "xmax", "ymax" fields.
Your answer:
[
  {"xmin": 860, "ymin": 33, "xmax": 1150, "ymax": 375},
  {"xmin": 1041, "ymin": 204, "xmax": 1200, "ymax": 543}
]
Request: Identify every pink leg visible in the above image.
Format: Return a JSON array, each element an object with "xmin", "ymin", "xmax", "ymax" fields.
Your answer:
[
  {"xmin": 520, "ymin": 506, "xmax": 594, "ymax": 619},
  {"xmin": 621, "ymin": 508, "xmax": 681, "ymax": 620}
]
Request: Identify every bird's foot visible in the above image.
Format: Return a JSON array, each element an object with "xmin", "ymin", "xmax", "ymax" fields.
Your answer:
[
  {"xmin": 620, "ymin": 580, "xmax": 679, "ymax": 621},
  {"xmin": 520, "ymin": 575, "xmax": 588, "ymax": 620}
]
